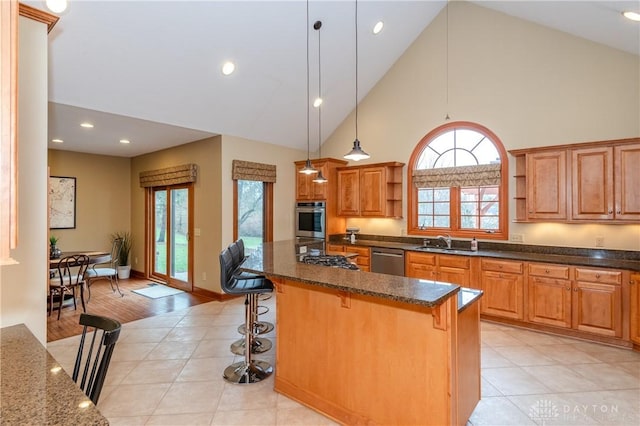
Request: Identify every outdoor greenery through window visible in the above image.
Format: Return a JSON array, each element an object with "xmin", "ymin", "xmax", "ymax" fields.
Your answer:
[
  {"xmin": 408, "ymin": 122, "xmax": 508, "ymax": 239},
  {"xmin": 153, "ymin": 186, "xmax": 190, "ymax": 283},
  {"xmin": 236, "ymin": 180, "xmax": 265, "ymax": 255}
]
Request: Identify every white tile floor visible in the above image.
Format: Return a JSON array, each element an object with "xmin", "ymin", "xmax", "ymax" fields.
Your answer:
[{"xmin": 47, "ymin": 296, "xmax": 640, "ymax": 425}]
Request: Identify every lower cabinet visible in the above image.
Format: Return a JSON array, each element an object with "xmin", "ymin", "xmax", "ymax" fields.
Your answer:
[
  {"xmin": 573, "ymin": 267, "xmax": 622, "ymax": 337},
  {"xmin": 327, "ymin": 244, "xmax": 370, "ymax": 272},
  {"xmin": 527, "ymin": 263, "xmax": 572, "ymax": 328},
  {"xmin": 480, "ymin": 259, "xmax": 524, "ymax": 320},
  {"xmin": 405, "ymin": 252, "xmax": 471, "ymax": 286},
  {"xmin": 631, "ymin": 273, "xmax": 640, "ymax": 345}
]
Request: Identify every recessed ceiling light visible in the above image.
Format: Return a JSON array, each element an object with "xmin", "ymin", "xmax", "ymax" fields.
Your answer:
[
  {"xmin": 119, "ymin": 139, "xmax": 130, "ymax": 144},
  {"xmin": 51, "ymin": 139, "xmax": 63, "ymax": 143},
  {"xmin": 623, "ymin": 11, "xmax": 640, "ymax": 22},
  {"xmin": 373, "ymin": 21, "xmax": 384, "ymax": 35},
  {"xmin": 45, "ymin": 0, "xmax": 67, "ymax": 13},
  {"xmin": 222, "ymin": 61, "xmax": 235, "ymax": 75},
  {"xmin": 313, "ymin": 97, "xmax": 323, "ymax": 108},
  {"xmin": 80, "ymin": 122, "xmax": 94, "ymax": 128}
]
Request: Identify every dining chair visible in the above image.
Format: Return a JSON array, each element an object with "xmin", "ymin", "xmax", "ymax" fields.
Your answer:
[
  {"xmin": 72, "ymin": 313, "xmax": 121, "ymax": 404},
  {"xmin": 86, "ymin": 237, "xmax": 124, "ymax": 301},
  {"xmin": 49, "ymin": 254, "xmax": 90, "ymax": 320}
]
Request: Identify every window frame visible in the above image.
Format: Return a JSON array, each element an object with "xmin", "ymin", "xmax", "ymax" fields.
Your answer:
[
  {"xmin": 407, "ymin": 121, "xmax": 509, "ymax": 240},
  {"xmin": 233, "ymin": 180, "xmax": 273, "ymax": 243}
]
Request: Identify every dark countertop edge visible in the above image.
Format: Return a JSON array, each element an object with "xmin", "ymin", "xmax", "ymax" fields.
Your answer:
[
  {"xmin": 458, "ymin": 288, "xmax": 483, "ymax": 313},
  {"xmin": 336, "ymin": 239, "xmax": 640, "ymax": 272},
  {"xmin": 241, "ymin": 266, "xmax": 461, "ymax": 309}
]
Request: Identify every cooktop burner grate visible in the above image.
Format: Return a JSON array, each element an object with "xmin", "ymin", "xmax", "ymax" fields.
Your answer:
[{"xmin": 301, "ymin": 254, "xmax": 359, "ymax": 270}]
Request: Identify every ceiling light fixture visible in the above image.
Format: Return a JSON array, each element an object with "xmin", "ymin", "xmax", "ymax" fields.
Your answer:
[
  {"xmin": 299, "ymin": 0, "xmax": 317, "ymax": 175},
  {"xmin": 373, "ymin": 21, "xmax": 384, "ymax": 35},
  {"xmin": 80, "ymin": 122, "xmax": 94, "ymax": 128},
  {"xmin": 45, "ymin": 0, "xmax": 67, "ymax": 14},
  {"xmin": 51, "ymin": 139, "xmax": 63, "ymax": 143},
  {"xmin": 313, "ymin": 20, "xmax": 328, "ymax": 184},
  {"xmin": 623, "ymin": 11, "xmax": 640, "ymax": 22},
  {"xmin": 222, "ymin": 61, "xmax": 235, "ymax": 75},
  {"xmin": 344, "ymin": 0, "xmax": 370, "ymax": 162},
  {"xmin": 119, "ymin": 139, "xmax": 130, "ymax": 144}
]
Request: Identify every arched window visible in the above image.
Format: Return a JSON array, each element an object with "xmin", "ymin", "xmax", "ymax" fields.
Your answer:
[{"xmin": 407, "ymin": 121, "xmax": 508, "ymax": 240}]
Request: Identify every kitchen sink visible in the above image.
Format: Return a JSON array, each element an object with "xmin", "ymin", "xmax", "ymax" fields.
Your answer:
[{"xmin": 411, "ymin": 246, "xmax": 473, "ymax": 254}]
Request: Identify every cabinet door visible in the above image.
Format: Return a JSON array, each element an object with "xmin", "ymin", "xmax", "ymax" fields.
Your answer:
[
  {"xmin": 481, "ymin": 270, "xmax": 524, "ymax": 320},
  {"xmin": 526, "ymin": 151, "xmax": 567, "ymax": 220},
  {"xmin": 631, "ymin": 273, "xmax": 640, "ymax": 345},
  {"xmin": 572, "ymin": 280, "xmax": 622, "ymax": 338},
  {"xmin": 310, "ymin": 162, "xmax": 328, "ymax": 200},
  {"xmin": 527, "ymin": 276, "xmax": 572, "ymax": 328},
  {"xmin": 359, "ymin": 167, "xmax": 385, "ymax": 216},
  {"xmin": 295, "ymin": 164, "xmax": 312, "ymax": 200},
  {"xmin": 614, "ymin": 144, "xmax": 640, "ymax": 220},
  {"xmin": 571, "ymin": 147, "xmax": 614, "ymax": 220},
  {"xmin": 405, "ymin": 252, "xmax": 437, "ymax": 280},
  {"xmin": 438, "ymin": 255, "xmax": 470, "ymax": 286},
  {"xmin": 337, "ymin": 169, "xmax": 360, "ymax": 216}
]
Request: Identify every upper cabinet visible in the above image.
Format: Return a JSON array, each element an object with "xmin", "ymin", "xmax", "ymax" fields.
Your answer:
[
  {"xmin": 295, "ymin": 158, "xmax": 347, "ymax": 201},
  {"xmin": 510, "ymin": 138, "xmax": 639, "ymax": 224},
  {"xmin": 336, "ymin": 162, "xmax": 404, "ymax": 218}
]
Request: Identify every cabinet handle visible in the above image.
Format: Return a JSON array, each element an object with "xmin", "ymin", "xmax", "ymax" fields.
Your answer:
[
  {"xmin": 565, "ymin": 287, "xmax": 571, "ymax": 291},
  {"xmin": 595, "ymin": 273, "xmax": 601, "ymax": 279},
  {"xmin": 499, "ymin": 265, "xmax": 503, "ymax": 269},
  {"xmin": 617, "ymin": 210, "xmax": 621, "ymax": 214},
  {"xmin": 631, "ymin": 280, "xmax": 636, "ymax": 285},
  {"xmin": 574, "ymin": 288, "xmax": 578, "ymax": 292},
  {"xmin": 545, "ymin": 269, "xmax": 550, "ymax": 274},
  {"xmin": 608, "ymin": 210, "xmax": 613, "ymax": 214}
]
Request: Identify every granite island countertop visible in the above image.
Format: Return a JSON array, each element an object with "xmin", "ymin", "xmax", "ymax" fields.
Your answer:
[
  {"xmin": 0, "ymin": 324, "xmax": 108, "ymax": 425},
  {"xmin": 242, "ymin": 240, "xmax": 465, "ymax": 309}
]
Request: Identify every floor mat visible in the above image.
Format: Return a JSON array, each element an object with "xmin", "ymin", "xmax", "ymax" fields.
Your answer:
[{"xmin": 131, "ymin": 283, "xmax": 184, "ymax": 299}]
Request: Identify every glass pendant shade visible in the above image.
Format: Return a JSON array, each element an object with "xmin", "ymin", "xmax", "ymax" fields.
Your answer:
[
  {"xmin": 344, "ymin": 138, "xmax": 370, "ymax": 161},
  {"xmin": 299, "ymin": 159, "xmax": 317, "ymax": 175}
]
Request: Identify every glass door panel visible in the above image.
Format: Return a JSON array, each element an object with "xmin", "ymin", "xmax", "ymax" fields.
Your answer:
[{"xmin": 169, "ymin": 188, "xmax": 189, "ymax": 283}]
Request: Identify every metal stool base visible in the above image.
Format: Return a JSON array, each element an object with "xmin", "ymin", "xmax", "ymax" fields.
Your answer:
[
  {"xmin": 231, "ymin": 337, "xmax": 272, "ymax": 355},
  {"xmin": 237, "ymin": 321, "xmax": 274, "ymax": 335},
  {"xmin": 223, "ymin": 360, "xmax": 273, "ymax": 384}
]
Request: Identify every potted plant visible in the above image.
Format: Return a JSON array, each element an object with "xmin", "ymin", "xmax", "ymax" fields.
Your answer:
[
  {"xmin": 112, "ymin": 231, "xmax": 132, "ymax": 279},
  {"xmin": 49, "ymin": 235, "xmax": 61, "ymax": 259}
]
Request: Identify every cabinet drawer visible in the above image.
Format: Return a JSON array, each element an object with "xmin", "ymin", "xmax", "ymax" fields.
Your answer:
[
  {"xmin": 481, "ymin": 259, "xmax": 523, "ymax": 274},
  {"xmin": 349, "ymin": 246, "xmax": 370, "ymax": 257},
  {"xmin": 439, "ymin": 255, "xmax": 470, "ymax": 269},
  {"xmin": 528, "ymin": 263, "xmax": 570, "ymax": 279},
  {"xmin": 406, "ymin": 252, "xmax": 437, "ymax": 266},
  {"xmin": 575, "ymin": 268, "xmax": 621, "ymax": 285},
  {"xmin": 326, "ymin": 244, "xmax": 345, "ymax": 252}
]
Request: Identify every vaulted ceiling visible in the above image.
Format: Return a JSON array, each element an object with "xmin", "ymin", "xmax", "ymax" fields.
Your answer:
[{"xmin": 29, "ymin": 1, "xmax": 640, "ymax": 157}]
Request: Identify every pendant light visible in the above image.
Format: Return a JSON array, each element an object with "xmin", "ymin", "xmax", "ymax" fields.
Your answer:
[
  {"xmin": 344, "ymin": 0, "xmax": 370, "ymax": 162},
  {"xmin": 299, "ymin": 0, "xmax": 318, "ymax": 175},
  {"xmin": 313, "ymin": 21, "xmax": 328, "ymax": 184}
]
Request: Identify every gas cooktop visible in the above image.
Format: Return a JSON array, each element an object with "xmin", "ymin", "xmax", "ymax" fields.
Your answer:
[{"xmin": 301, "ymin": 254, "xmax": 359, "ymax": 270}]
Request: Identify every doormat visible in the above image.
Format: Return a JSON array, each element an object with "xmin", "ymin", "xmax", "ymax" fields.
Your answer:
[{"xmin": 132, "ymin": 283, "xmax": 185, "ymax": 299}]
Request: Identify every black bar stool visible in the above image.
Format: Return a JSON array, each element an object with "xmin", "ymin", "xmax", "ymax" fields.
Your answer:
[{"xmin": 219, "ymin": 247, "xmax": 273, "ymax": 384}]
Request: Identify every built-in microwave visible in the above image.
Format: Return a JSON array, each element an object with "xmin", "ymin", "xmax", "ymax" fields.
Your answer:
[{"xmin": 295, "ymin": 201, "xmax": 326, "ymax": 239}]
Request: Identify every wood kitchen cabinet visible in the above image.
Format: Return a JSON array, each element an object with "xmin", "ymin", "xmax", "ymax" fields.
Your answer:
[
  {"xmin": 631, "ymin": 273, "xmax": 640, "ymax": 346},
  {"xmin": 295, "ymin": 158, "xmax": 347, "ymax": 201},
  {"xmin": 405, "ymin": 251, "xmax": 471, "ymax": 286},
  {"xmin": 573, "ymin": 267, "xmax": 622, "ymax": 337},
  {"xmin": 480, "ymin": 259, "xmax": 524, "ymax": 320},
  {"xmin": 614, "ymin": 143, "xmax": 640, "ymax": 220},
  {"xmin": 527, "ymin": 263, "xmax": 572, "ymax": 328},
  {"xmin": 336, "ymin": 162, "xmax": 403, "ymax": 218},
  {"xmin": 571, "ymin": 146, "xmax": 613, "ymax": 220},
  {"xmin": 326, "ymin": 244, "xmax": 370, "ymax": 272},
  {"xmin": 526, "ymin": 151, "xmax": 567, "ymax": 220}
]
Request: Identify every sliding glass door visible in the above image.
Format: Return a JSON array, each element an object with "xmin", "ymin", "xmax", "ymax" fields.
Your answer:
[{"xmin": 150, "ymin": 184, "xmax": 193, "ymax": 291}]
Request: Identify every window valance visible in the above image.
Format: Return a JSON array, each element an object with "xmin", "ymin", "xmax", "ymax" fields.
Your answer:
[
  {"xmin": 232, "ymin": 160, "xmax": 277, "ymax": 183},
  {"xmin": 139, "ymin": 164, "xmax": 197, "ymax": 188},
  {"xmin": 412, "ymin": 163, "xmax": 501, "ymax": 188}
]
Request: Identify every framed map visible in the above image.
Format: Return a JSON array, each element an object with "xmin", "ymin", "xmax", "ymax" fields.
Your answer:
[{"xmin": 49, "ymin": 176, "xmax": 76, "ymax": 229}]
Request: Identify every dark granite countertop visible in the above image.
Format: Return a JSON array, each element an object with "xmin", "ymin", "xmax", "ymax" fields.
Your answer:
[
  {"xmin": 242, "ymin": 240, "xmax": 462, "ymax": 308},
  {"xmin": 0, "ymin": 324, "xmax": 109, "ymax": 425},
  {"xmin": 458, "ymin": 288, "xmax": 483, "ymax": 313},
  {"xmin": 335, "ymin": 237, "xmax": 640, "ymax": 272}
]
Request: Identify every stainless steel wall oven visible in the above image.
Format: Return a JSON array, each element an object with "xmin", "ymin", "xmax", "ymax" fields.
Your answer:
[{"xmin": 295, "ymin": 201, "xmax": 326, "ymax": 239}]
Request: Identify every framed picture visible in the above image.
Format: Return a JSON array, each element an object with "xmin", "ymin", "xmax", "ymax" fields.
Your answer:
[{"xmin": 49, "ymin": 176, "xmax": 76, "ymax": 229}]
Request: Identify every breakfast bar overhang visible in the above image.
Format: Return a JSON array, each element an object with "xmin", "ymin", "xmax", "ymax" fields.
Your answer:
[{"xmin": 242, "ymin": 240, "xmax": 483, "ymax": 425}]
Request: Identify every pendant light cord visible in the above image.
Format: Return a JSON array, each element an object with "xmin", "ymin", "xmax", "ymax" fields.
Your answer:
[
  {"xmin": 306, "ymin": 0, "xmax": 310, "ymax": 158},
  {"xmin": 354, "ymin": 0, "xmax": 359, "ymax": 140},
  {"xmin": 318, "ymin": 24, "xmax": 322, "ymax": 158}
]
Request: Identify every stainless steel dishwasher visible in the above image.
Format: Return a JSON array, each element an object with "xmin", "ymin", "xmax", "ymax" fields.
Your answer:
[{"xmin": 371, "ymin": 247, "xmax": 405, "ymax": 276}]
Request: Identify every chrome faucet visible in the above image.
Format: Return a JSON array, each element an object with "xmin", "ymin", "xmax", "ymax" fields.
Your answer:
[{"xmin": 436, "ymin": 234, "xmax": 452, "ymax": 249}]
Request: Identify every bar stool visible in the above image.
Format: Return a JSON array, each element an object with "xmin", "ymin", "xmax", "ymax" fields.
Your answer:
[{"xmin": 219, "ymin": 248, "xmax": 274, "ymax": 384}]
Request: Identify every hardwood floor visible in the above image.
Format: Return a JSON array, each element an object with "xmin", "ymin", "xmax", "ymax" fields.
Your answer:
[{"xmin": 47, "ymin": 277, "xmax": 216, "ymax": 342}]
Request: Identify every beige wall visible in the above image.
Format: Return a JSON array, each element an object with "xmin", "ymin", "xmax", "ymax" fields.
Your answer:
[
  {"xmin": 0, "ymin": 17, "xmax": 49, "ymax": 343},
  {"xmin": 130, "ymin": 137, "xmax": 223, "ymax": 293},
  {"xmin": 47, "ymin": 150, "xmax": 131, "ymax": 252},
  {"xmin": 321, "ymin": 1, "xmax": 640, "ymax": 251}
]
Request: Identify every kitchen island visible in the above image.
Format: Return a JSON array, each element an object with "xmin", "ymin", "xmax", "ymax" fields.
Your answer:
[{"xmin": 242, "ymin": 240, "xmax": 482, "ymax": 426}]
